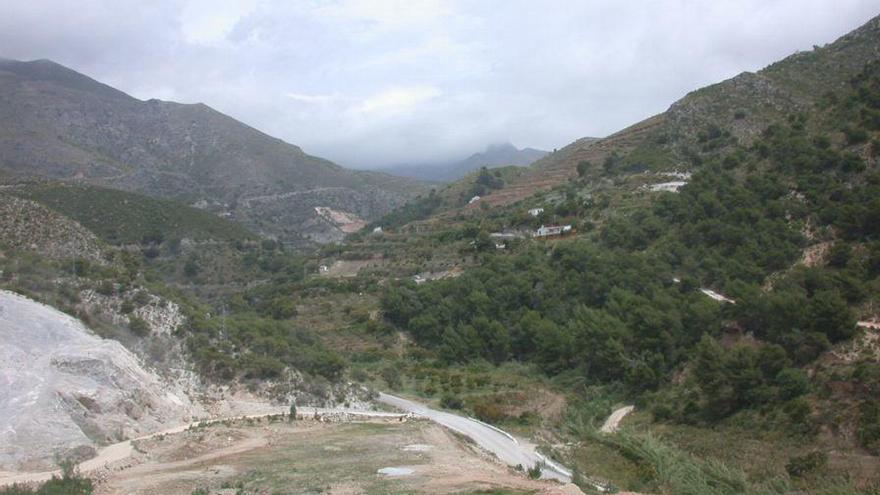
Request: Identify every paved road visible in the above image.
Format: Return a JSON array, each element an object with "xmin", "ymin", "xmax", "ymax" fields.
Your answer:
[{"xmin": 378, "ymin": 392, "xmax": 573, "ymax": 483}]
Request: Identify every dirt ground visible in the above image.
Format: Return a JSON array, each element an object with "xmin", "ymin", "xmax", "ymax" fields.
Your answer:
[{"xmin": 95, "ymin": 416, "xmax": 580, "ymax": 495}]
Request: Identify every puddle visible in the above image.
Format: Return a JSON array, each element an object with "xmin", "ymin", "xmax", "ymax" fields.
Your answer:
[
  {"xmin": 402, "ymin": 444, "xmax": 432, "ymax": 452},
  {"xmin": 378, "ymin": 467, "xmax": 414, "ymax": 476}
]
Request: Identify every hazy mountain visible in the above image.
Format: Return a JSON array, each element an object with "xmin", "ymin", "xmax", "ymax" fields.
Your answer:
[
  {"xmin": 0, "ymin": 58, "xmax": 428, "ymax": 246},
  {"xmin": 379, "ymin": 143, "xmax": 549, "ymax": 182}
]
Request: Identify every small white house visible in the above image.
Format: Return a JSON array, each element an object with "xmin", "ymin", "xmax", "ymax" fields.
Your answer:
[
  {"xmin": 468, "ymin": 195, "xmax": 481, "ymax": 204},
  {"xmin": 648, "ymin": 181, "xmax": 687, "ymax": 192},
  {"xmin": 318, "ymin": 265, "xmax": 329, "ymax": 273},
  {"xmin": 372, "ymin": 226, "xmax": 383, "ymax": 234},
  {"xmin": 528, "ymin": 207, "xmax": 544, "ymax": 217},
  {"xmin": 533, "ymin": 224, "xmax": 573, "ymax": 238}
]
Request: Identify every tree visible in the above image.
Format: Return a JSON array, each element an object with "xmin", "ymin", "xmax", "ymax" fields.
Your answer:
[
  {"xmin": 808, "ymin": 290, "xmax": 856, "ymax": 342},
  {"xmin": 128, "ymin": 316, "xmax": 150, "ymax": 337},
  {"xmin": 184, "ymin": 256, "xmax": 200, "ymax": 278},
  {"xmin": 577, "ymin": 160, "xmax": 591, "ymax": 177},
  {"xmin": 776, "ymin": 368, "xmax": 810, "ymax": 400},
  {"xmin": 528, "ymin": 462, "xmax": 544, "ymax": 479},
  {"xmin": 289, "ymin": 401, "xmax": 297, "ymax": 421}
]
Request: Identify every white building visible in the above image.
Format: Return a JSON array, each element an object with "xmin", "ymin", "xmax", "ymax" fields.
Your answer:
[
  {"xmin": 533, "ymin": 225, "xmax": 572, "ymax": 238},
  {"xmin": 648, "ymin": 181, "xmax": 687, "ymax": 192},
  {"xmin": 528, "ymin": 207, "xmax": 544, "ymax": 217},
  {"xmin": 468, "ymin": 195, "xmax": 481, "ymax": 204}
]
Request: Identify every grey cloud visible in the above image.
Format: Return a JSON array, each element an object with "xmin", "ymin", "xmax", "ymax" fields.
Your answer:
[{"xmin": 0, "ymin": 0, "xmax": 877, "ymax": 168}]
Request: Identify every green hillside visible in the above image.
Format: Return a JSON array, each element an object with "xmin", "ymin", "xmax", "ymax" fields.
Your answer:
[
  {"xmin": 370, "ymin": 54, "xmax": 880, "ymax": 494},
  {"xmin": 8, "ymin": 182, "xmax": 255, "ymax": 244}
]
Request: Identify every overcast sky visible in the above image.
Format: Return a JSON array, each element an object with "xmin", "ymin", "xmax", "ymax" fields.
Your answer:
[{"xmin": 1, "ymin": 1, "xmax": 877, "ymax": 168}]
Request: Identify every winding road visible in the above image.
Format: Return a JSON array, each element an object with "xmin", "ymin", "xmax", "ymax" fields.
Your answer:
[
  {"xmin": 378, "ymin": 392, "xmax": 573, "ymax": 483},
  {"xmin": 2, "ymin": 394, "xmax": 581, "ymax": 488}
]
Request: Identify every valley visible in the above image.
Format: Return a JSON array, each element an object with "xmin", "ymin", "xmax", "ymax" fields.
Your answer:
[{"xmin": 2, "ymin": 7, "xmax": 880, "ymax": 495}]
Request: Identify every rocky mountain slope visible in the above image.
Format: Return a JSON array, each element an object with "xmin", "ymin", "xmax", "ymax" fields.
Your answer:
[
  {"xmin": 0, "ymin": 58, "xmax": 428, "ymax": 246},
  {"xmin": 0, "ymin": 289, "xmax": 205, "ymax": 471},
  {"xmin": 471, "ymin": 14, "xmax": 880, "ymax": 208},
  {"xmin": 0, "ymin": 191, "xmax": 105, "ymax": 262},
  {"xmin": 379, "ymin": 143, "xmax": 549, "ymax": 182}
]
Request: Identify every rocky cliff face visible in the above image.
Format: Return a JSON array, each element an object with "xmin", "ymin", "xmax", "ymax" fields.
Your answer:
[
  {"xmin": 0, "ymin": 290, "xmax": 205, "ymax": 470},
  {"xmin": 0, "ymin": 59, "xmax": 426, "ymax": 245}
]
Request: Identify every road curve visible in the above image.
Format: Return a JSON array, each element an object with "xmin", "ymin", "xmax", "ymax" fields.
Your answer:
[{"xmin": 377, "ymin": 392, "xmax": 572, "ymax": 483}]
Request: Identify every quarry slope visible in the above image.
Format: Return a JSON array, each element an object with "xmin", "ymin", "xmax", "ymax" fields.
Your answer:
[{"xmin": 0, "ymin": 289, "xmax": 205, "ymax": 471}]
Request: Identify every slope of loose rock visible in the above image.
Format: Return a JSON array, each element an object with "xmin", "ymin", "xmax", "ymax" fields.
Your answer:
[{"xmin": 0, "ymin": 290, "xmax": 205, "ymax": 471}]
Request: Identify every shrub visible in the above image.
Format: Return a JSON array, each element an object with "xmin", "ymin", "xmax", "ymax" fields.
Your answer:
[
  {"xmin": 128, "ymin": 316, "xmax": 150, "ymax": 337},
  {"xmin": 472, "ymin": 400, "xmax": 506, "ymax": 423},
  {"xmin": 440, "ymin": 394, "xmax": 464, "ymax": 410},
  {"xmin": 775, "ymin": 368, "xmax": 810, "ymax": 400},
  {"xmin": 527, "ymin": 462, "xmax": 543, "ymax": 479},
  {"xmin": 785, "ymin": 451, "xmax": 828, "ymax": 477},
  {"xmin": 381, "ymin": 366, "xmax": 402, "ymax": 390},
  {"xmin": 858, "ymin": 399, "xmax": 880, "ymax": 454},
  {"xmin": 0, "ymin": 460, "xmax": 95, "ymax": 494}
]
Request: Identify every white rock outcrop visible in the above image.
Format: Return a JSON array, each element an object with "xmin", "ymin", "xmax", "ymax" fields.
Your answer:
[{"xmin": 0, "ymin": 290, "xmax": 204, "ymax": 470}]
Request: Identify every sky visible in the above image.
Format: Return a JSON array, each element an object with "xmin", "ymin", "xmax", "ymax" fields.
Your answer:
[{"xmin": 0, "ymin": 1, "xmax": 878, "ymax": 169}]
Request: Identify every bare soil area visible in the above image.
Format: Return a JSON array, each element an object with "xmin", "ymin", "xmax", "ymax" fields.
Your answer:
[{"xmin": 95, "ymin": 416, "xmax": 577, "ymax": 495}]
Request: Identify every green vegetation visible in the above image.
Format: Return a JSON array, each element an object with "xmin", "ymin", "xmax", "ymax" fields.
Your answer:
[
  {"xmin": 0, "ymin": 462, "xmax": 93, "ymax": 495},
  {"xmin": 9, "ymin": 182, "xmax": 254, "ymax": 244},
  {"xmin": 376, "ymin": 60, "xmax": 880, "ymax": 489},
  {"xmin": 3, "ymin": 19, "xmax": 880, "ymax": 495}
]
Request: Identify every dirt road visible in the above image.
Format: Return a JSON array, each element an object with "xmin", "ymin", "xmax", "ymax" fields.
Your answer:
[
  {"xmin": 599, "ymin": 406, "xmax": 634, "ymax": 433},
  {"xmin": 0, "ymin": 406, "xmax": 407, "ymax": 487},
  {"xmin": 377, "ymin": 392, "xmax": 573, "ymax": 483}
]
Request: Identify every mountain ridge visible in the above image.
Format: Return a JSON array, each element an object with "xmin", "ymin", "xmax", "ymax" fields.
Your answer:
[
  {"xmin": 0, "ymin": 58, "xmax": 428, "ymax": 246},
  {"xmin": 377, "ymin": 142, "xmax": 549, "ymax": 182},
  {"xmin": 464, "ymin": 13, "xmax": 880, "ymax": 209}
]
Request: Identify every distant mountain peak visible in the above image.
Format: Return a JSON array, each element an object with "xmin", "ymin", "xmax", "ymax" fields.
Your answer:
[
  {"xmin": 379, "ymin": 142, "xmax": 549, "ymax": 182},
  {"xmin": 484, "ymin": 142, "xmax": 518, "ymax": 153}
]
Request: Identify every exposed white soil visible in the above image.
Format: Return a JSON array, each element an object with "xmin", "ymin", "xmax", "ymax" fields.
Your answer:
[
  {"xmin": 378, "ymin": 467, "xmax": 415, "ymax": 476},
  {"xmin": 314, "ymin": 206, "xmax": 367, "ymax": 233},
  {"xmin": 0, "ymin": 290, "xmax": 205, "ymax": 471}
]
